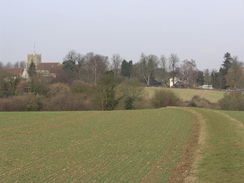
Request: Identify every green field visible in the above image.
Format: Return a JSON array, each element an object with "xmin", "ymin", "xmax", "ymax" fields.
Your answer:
[
  {"xmin": 0, "ymin": 109, "xmax": 195, "ymax": 182},
  {"xmin": 145, "ymin": 87, "xmax": 224, "ymax": 103},
  {"xmin": 1, "ymin": 107, "xmax": 243, "ymax": 182}
]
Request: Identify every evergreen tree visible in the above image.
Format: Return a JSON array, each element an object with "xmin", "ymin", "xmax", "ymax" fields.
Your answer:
[
  {"xmin": 121, "ymin": 60, "xmax": 133, "ymax": 78},
  {"xmin": 28, "ymin": 61, "xmax": 37, "ymax": 77},
  {"xmin": 196, "ymin": 71, "xmax": 204, "ymax": 85},
  {"xmin": 221, "ymin": 52, "xmax": 233, "ymax": 89}
]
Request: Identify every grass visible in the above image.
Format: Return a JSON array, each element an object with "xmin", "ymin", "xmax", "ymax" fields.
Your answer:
[
  {"xmin": 145, "ymin": 87, "xmax": 224, "ymax": 103},
  {"xmin": 218, "ymin": 110, "xmax": 244, "ymax": 124},
  {"xmin": 190, "ymin": 108, "xmax": 244, "ymax": 182},
  {"xmin": 0, "ymin": 108, "xmax": 195, "ymax": 182}
]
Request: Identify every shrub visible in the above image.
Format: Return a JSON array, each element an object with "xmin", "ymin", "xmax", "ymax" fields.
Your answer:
[
  {"xmin": 188, "ymin": 95, "xmax": 211, "ymax": 108},
  {"xmin": 219, "ymin": 92, "xmax": 244, "ymax": 111},
  {"xmin": 48, "ymin": 83, "xmax": 70, "ymax": 97},
  {"xmin": 151, "ymin": 90, "xmax": 182, "ymax": 108},
  {"xmin": 43, "ymin": 93, "xmax": 92, "ymax": 111},
  {"xmin": 0, "ymin": 95, "xmax": 43, "ymax": 111}
]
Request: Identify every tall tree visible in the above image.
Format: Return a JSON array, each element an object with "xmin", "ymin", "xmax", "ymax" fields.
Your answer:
[
  {"xmin": 178, "ymin": 59, "xmax": 198, "ymax": 87},
  {"xmin": 196, "ymin": 71, "xmax": 204, "ymax": 86},
  {"xmin": 204, "ymin": 69, "xmax": 211, "ymax": 85},
  {"xmin": 63, "ymin": 50, "xmax": 82, "ymax": 65},
  {"xmin": 121, "ymin": 60, "xmax": 133, "ymax": 78},
  {"xmin": 111, "ymin": 53, "xmax": 122, "ymax": 76},
  {"xmin": 158, "ymin": 55, "xmax": 169, "ymax": 85},
  {"xmin": 168, "ymin": 53, "xmax": 180, "ymax": 86},
  {"xmin": 5, "ymin": 62, "xmax": 13, "ymax": 68},
  {"xmin": 13, "ymin": 61, "xmax": 20, "ymax": 68},
  {"xmin": 28, "ymin": 61, "xmax": 37, "ymax": 77},
  {"xmin": 220, "ymin": 52, "xmax": 233, "ymax": 89},
  {"xmin": 86, "ymin": 52, "xmax": 108, "ymax": 83},
  {"xmin": 225, "ymin": 56, "xmax": 244, "ymax": 89},
  {"xmin": 211, "ymin": 70, "xmax": 219, "ymax": 88},
  {"xmin": 95, "ymin": 74, "xmax": 124, "ymax": 110},
  {"xmin": 139, "ymin": 53, "xmax": 158, "ymax": 86},
  {"xmin": 20, "ymin": 61, "xmax": 26, "ymax": 68}
]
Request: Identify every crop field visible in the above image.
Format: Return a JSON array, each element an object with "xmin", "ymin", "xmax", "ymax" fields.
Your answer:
[
  {"xmin": 0, "ymin": 108, "xmax": 196, "ymax": 182},
  {"xmin": 145, "ymin": 87, "xmax": 224, "ymax": 103}
]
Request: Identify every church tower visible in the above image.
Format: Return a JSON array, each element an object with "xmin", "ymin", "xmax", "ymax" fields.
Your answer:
[{"xmin": 26, "ymin": 54, "xmax": 42, "ymax": 69}]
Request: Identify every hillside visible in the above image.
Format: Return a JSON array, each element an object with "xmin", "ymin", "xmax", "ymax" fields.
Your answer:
[{"xmin": 145, "ymin": 87, "xmax": 225, "ymax": 103}]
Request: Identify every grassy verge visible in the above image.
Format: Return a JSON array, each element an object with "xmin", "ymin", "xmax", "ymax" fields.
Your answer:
[
  {"xmin": 191, "ymin": 108, "xmax": 244, "ymax": 182},
  {"xmin": 218, "ymin": 110, "xmax": 244, "ymax": 124}
]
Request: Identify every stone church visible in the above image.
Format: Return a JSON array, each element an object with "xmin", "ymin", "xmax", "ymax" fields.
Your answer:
[{"xmin": 26, "ymin": 53, "xmax": 62, "ymax": 78}]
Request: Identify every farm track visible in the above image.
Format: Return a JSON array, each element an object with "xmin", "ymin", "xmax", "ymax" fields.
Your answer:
[
  {"xmin": 183, "ymin": 108, "xmax": 244, "ymax": 183},
  {"xmin": 1, "ymin": 109, "xmax": 199, "ymax": 182}
]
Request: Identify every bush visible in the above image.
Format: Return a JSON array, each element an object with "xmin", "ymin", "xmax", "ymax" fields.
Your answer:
[
  {"xmin": 43, "ymin": 93, "xmax": 92, "ymax": 111},
  {"xmin": 151, "ymin": 90, "xmax": 182, "ymax": 108},
  {"xmin": 0, "ymin": 95, "xmax": 43, "ymax": 111},
  {"xmin": 188, "ymin": 95, "xmax": 212, "ymax": 108},
  {"xmin": 219, "ymin": 92, "xmax": 244, "ymax": 111},
  {"xmin": 48, "ymin": 83, "xmax": 70, "ymax": 97}
]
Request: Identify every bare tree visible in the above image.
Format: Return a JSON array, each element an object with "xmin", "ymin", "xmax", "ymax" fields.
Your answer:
[
  {"xmin": 13, "ymin": 61, "xmax": 20, "ymax": 68},
  {"xmin": 20, "ymin": 61, "xmax": 26, "ymax": 68},
  {"xmin": 86, "ymin": 52, "xmax": 108, "ymax": 83},
  {"xmin": 225, "ymin": 56, "xmax": 244, "ymax": 89},
  {"xmin": 63, "ymin": 50, "xmax": 82, "ymax": 64},
  {"xmin": 168, "ymin": 53, "xmax": 180, "ymax": 86},
  {"xmin": 178, "ymin": 59, "xmax": 198, "ymax": 87},
  {"xmin": 111, "ymin": 53, "xmax": 123, "ymax": 76},
  {"xmin": 159, "ymin": 55, "xmax": 169, "ymax": 86},
  {"xmin": 204, "ymin": 69, "xmax": 211, "ymax": 85},
  {"xmin": 5, "ymin": 62, "xmax": 13, "ymax": 68},
  {"xmin": 139, "ymin": 53, "xmax": 159, "ymax": 86}
]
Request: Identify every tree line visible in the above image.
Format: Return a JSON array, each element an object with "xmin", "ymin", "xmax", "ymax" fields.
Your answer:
[{"xmin": 0, "ymin": 50, "xmax": 243, "ymax": 111}]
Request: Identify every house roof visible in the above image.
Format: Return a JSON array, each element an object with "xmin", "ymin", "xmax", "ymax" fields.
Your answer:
[
  {"xmin": 50, "ymin": 64, "xmax": 63, "ymax": 73},
  {"xmin": 3, "ymin": 68, "xmax": 24, "ymax": 76},
  {"xmin": 36, "ymin": 63, "xmax": 61, "ymax": 70}
]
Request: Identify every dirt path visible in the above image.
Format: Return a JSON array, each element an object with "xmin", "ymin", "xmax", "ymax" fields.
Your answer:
[
  {"xmin": 199, "ymin": 89, "xmax": 207, "ymax": 98},
  {"xmin": 167, "ymin": 108, "xmax": 206, "ymax": 183}
]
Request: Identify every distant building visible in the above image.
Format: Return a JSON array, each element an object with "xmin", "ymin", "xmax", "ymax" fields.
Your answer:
[
  {"xmin": 202, "ymin": 85, "xmax": 213, "ymax": 89},
  {"xmin": 26, "ymin": 53, "xmax": 62, "ymax": 78},
  {"xmin": 3, "ymin": 68, "xmax": 28, "ymax": 79},
  {"xmin": 169, "ymin": 77, "xmax": 180, "ymax": 87}
]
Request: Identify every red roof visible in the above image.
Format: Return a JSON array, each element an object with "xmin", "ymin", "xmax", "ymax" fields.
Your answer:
[
  {"xmin": 50, "ymin": 64, "xmax": 63, "ymax": 73},
  {"xmin": 3, "ymin": 68, "xmax": 24, "ymax": 76},
  {"xmin": 36, "ymin": 63, "xmax": 61, "ymax": 70}
]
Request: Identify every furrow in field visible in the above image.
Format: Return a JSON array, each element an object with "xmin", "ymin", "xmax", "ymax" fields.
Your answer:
[
  {"xmin": 0, "ymin": 112, "xmax": 81, "ymax": 132},
  {"xmin": 140, "ymin": 111, "xmax": 190, "ymax": 182},
  {"xmin": 1, "ymin": 111, "xmax": 139, "ymax": 182},
  {"xmin": 0, "ymin": 111, "xmax": 100, "ymax": 141},
  {"xmin": 41, "ymin": 112, "xmax": 146, "ymax": 182},
  {"xmin": 0, "ymin": 111, "xmax": 103, "ymax": 182}
]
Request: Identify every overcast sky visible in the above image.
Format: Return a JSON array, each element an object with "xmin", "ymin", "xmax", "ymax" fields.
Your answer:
[{"xmin": 1, "ymin": 0, "xmax": 243, "ymax": 70}]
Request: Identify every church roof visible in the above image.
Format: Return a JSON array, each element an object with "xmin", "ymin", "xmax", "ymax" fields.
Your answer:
[{"xmin": 36, "ymin": 63, "xmax": 61, "ymax": 70}]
